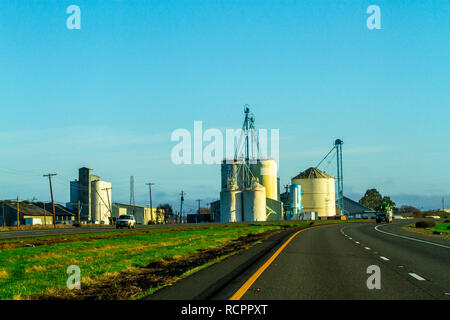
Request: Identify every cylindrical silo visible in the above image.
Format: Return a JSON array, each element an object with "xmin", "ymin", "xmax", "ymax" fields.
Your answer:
[
  {"xmin": 291, "ymin": 167, "xmax": 335, "ymax": 218},
  {"xmin": 243, "ymin": 182, "xmax": 266, "ymax": 222},
  {"xmin": 250, "ymin": 159, "xmax": 278, "ymax": 200},
  {"xmin": 220, "ymin": 189, "xmax": 242, "ymax": 223},
  {"xmin": 221, "ymin": 159, "xmax": 240, "ymax": 190},
  {"xmin": 91, "ymin": 180, "xmax": 112, "ymax": 224}
]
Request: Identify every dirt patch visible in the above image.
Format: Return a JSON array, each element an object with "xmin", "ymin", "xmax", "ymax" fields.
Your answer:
[{"xmin": 30, "ymin": 228, "xmax": 286, "ymax": 300}]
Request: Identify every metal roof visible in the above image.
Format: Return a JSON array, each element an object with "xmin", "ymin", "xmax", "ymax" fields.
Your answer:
[
  {"xmin": 292, "ymin": 167, "xmax": 333, "ymax": 179},
  {"xmin": 342, "ymin": 197, "xmax": 377, "ymax": 215}
]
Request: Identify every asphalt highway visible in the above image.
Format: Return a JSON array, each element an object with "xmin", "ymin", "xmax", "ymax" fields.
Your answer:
[{"xmin": 211, "ymin": 221, "xmax": 450, "ymax": 300}]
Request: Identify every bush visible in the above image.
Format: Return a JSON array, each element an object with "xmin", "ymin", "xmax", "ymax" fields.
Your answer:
[
  {"xmin": 415, "ymin": 221, "xmax": 436, "ymax": 228},
  {"xmin": 72, "ymin": 223, "xmax": 82, "ymax": 228},
  {"xmin": 444, "ymin": 219, "xmax": 450, "ymax": 223}
]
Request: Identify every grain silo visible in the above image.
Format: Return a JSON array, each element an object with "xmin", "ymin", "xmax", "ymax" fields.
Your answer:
[
  {"xmin": 91, "ymin": 180, "xmax": 112, "ymax": 224},
  {"xmin": 250, "ymin": 159, "xmax": 278, "ymax": 200},
  {"xmin": 221, "ymin": 159, "xmax": 240, "ymax": 190},
  {"xmin": 220, "ymin": 178, "xmax": 243, "ymax": 222},
  {"xmin": 291, "ymin": 167, "xmax": 335, "ymax": 217},
  {"xmin": 243, "ymin": 180, "xmax": 266, "ymax": 222}
]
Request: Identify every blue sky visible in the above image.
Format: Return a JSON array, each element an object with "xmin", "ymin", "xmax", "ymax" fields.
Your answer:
[{"xmin": 0, "ymin": 0, "xmax": 449, "ymax": 211}]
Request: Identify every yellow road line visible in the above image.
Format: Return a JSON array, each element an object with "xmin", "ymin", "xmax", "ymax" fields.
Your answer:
[{"xmin": 229, "ymin": 226, "xmax": 316, "ymax": 300}]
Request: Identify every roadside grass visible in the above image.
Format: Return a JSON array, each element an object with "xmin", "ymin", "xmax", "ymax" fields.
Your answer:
[
  {"xmin": 428, "ymin": 223, "xmax": 450, "ymax": 234},
  {"xmin": 0, "ymin": 220, "xmax": 360, "ymax": 300},
  {"xmin": 403, "ymin": 221, "xmax": 450, "ymax": 238}
]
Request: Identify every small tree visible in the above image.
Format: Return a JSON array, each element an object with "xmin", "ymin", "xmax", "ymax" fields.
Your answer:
[
  {"xmin": 158, "ymin": 203, "xmax": 175, "ymax": 222},
  {"xmin": 359, "ymin": 189, "xmax": 397, "ymax": 212},
  {"xmin": 359, "ymin": 189, "xmax": 383, "ymax": 210}
]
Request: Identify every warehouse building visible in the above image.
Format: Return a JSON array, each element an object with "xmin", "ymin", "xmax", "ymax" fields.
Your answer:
[
  {"xmin": 112, "ymin": 203, "xmax": 165, "ymax": 225},
  {"xmin": 342, "ymin": 197, "xmax": 376, "ymax": 219},
  {"xmin": 0, "ymin": 201, "xmax": 75, "ymax": 226}
]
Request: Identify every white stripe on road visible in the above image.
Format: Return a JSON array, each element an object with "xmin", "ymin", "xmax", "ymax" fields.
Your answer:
[
  {"xmin": 374, "ymin": 225, "xmax": 450, "ymax": 249},
  {"xmin": 364, "ymin": 247, "xmax": 370, "ymax": 250},
  {"xmin": 380, "ymin": 256, "xmax": 390, "ymax": 261},
  {"xmin": 409, "ymin": 273, "xmax": 426, "ymax": 281},
  {"xmin": 355, "ymin": 241, "xmax": 360, "ymax": 244}
]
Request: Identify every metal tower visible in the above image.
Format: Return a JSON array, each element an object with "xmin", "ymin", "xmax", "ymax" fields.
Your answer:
[
  {"xmin": 316, "ymin": 139, "xmax": 345, "ymax": 216},
  {"xmin": 130, "ymin": 176, "xmax": 135, "ymax": 215},
  {"xmin": 232, "ymin": 105, "xmax": 260, "ymax": 188},
  {"xmin": 335, "ymin": 139, "xmax": 344, "ymax": 216}
]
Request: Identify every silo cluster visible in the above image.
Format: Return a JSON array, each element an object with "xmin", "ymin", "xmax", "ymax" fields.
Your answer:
[{"xmin": 220, "ymin": 159, "xmax": 277, "ymax": 222}]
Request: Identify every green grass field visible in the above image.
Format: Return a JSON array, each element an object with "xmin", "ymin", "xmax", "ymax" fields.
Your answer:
[
  {"xmin": 0, "ymin": 220, "xmax": 353, "ymax": 299},
  {"xmin": 428, "ymin": 223, "xmax": 450, "ymax": 234}
]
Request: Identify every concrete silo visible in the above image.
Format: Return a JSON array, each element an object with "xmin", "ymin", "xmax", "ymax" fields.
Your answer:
[
  {"xmin": 91, "ymin": 180, "xmax": 112, "ymax": 224},
  {"xmin": 221, "ymin": 159, "xmax": 240, "ymax": 190},
  {"xmin": 220, "ymin": 189, "xmax": 243, "ymax": 223},
  {"xmin": 291, "ymin": 167, "xmax": 335, "ymax": 218},
  {"xmin": 250, "ymin": 159, "xmax": 278, "ymax": 200},
  {"xmin": 243, "ymin": 180, "xmax": 266, "ymax": 222}
]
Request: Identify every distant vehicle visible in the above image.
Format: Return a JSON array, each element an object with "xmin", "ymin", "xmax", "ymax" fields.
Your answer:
[
  {"xmin": 116, "ymin": 215, "xmax": 136, "ymax": 229},
  {"xmin": 425, "ymin": 216, "xmax": 441, "ymax": 219},
  {"xmin": 376, "ymin": 202, "xmax": 393, "ymax": 223}
]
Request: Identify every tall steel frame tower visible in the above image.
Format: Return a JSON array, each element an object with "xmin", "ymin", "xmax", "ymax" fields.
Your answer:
[
  {"xmin": 316, "ymin": 139, "xmax": 344, "ymax": 216},
  {"xmin": 335, "ymin": 139, "xmax": 344, "ymax": 216}
]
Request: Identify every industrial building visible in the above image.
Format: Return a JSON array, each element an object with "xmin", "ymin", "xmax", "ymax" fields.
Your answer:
[
  {"xmin": 214, "ymin": 107, "xmax": 285, "ymax": 223},
  {"xmin": 214, "ymin": 108, "xmax": 346, "ymax": 222},
  {"xmin": 69, "ymin": 167, "xmax": 112, "ymax": 224},
  {"xmin": 112, "ymin": 203, "xmax": 165, "ymax": 225},
  {"xmin": 342, "ymin": 196, "xmax": 377, "ymax": 219},
  {"xmin": 0, "ymin": 201, "xmax": 75, "ymax": 226}
]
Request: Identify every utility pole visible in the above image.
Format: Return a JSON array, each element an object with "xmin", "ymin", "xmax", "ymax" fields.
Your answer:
[
  {"xmin": 43, "ymin": 173, "xmax": 57, "ymax": 228},
  {"xmin": 77, "ymin": 200, "xmax": 81, "ymax": 224},
  {"xmin": 2, "ymin": 203, "xmax": 5, "ymax": 227},
  {"xmin": 180, "ymin": 191, "xmax": 185, "ymax": 224},
  {"xmin": 43, "ymin": 202, "xmax": 47, "ymax": 226},
  {"xmin": 284, "ymin": 184, "xmax": 289, "ymax": 220},
  {"xmin": 16, "ymin": 196, "xmax": 20, "ymax": 230},
  {"xmin": 196, "ymin": 199, "xmax": 201, "ymax": 214},
  {"xmin": 442, "ymin": 197, "xmax": 445, "ymax": 211},
  {"xmin": 146, "ymin": 183, "xmax": 155, "ymax": 224},
  {"xmin": 102, "ymin": 187, "xmax": 112, "ymax": 224}
]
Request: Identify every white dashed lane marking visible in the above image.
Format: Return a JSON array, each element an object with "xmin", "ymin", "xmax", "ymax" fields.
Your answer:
[
  {"xmin": 409, "ymin": 273, "xmax": 426, "ymax": 281},
  {"xmin": 364, "ymin": 247, "xmax": 370, "ymax": 250},
  {"xmin": 380, "ymin": 256, "xmax": 390, "ymax": 261}
]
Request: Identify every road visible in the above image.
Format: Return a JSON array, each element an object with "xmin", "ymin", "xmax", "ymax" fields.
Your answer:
[{"xmin": 210, "ymin": 221, "xmax": 450, "ymax": 300}]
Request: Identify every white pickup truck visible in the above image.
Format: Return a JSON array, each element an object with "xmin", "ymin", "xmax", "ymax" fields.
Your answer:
[{"xmin": 116, "ymin": 215, "xmax": 136, "ymax": 229}]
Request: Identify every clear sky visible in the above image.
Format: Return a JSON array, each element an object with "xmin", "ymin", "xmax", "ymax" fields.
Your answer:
[{"xmin": 0, "ymin": 0, "xmax": 449, "ymax": 212}]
